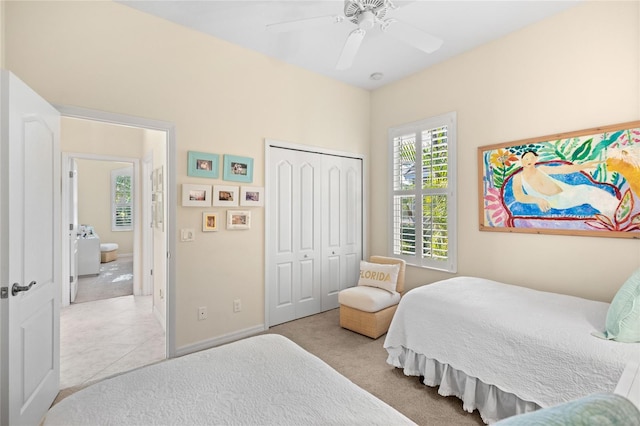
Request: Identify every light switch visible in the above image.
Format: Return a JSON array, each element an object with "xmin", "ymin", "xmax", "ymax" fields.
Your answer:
[{"xmin": 181, "ymin": 228, "xmax": 195, "ymax": 242}]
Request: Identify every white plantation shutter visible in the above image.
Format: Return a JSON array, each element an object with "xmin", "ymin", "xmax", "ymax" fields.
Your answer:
[
  {"xmin": 389, "ymin": 112, "xmax": 457, "ymax": 272},
  {"xmin": 112, "ymin": 167, "xmax": 133, "ymax": 231}
]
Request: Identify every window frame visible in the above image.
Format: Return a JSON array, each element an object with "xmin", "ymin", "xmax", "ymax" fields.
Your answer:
[
  {"xmin": 387, "ymin": 112, "xmax": 457, "ymax": 272},
  {"xmin": 111, "ymin": 166, "xmax": 134, "ymax": 232}
]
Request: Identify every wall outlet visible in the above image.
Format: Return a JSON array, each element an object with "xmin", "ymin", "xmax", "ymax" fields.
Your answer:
[
  {"xmin": 198, "ymin": 306, "xmax": 207, "ymax": 321},
  {"xmin": 233, "ymin": 299, "xmax": 241, "ymax": 313},
  {"xmin": 181, "ymin": 228, "xmax": 195, "ymax": 242}
]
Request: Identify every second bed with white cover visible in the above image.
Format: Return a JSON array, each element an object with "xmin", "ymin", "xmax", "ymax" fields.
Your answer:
[{"xmin": 384, "ymin": 276, "xmax": 640, "ymax": 423}]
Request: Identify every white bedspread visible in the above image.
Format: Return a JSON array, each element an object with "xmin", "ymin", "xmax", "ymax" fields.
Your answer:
[
  {"xmin": 46, "ymin": 334, "xmax": 415, "ymax": 425},
  {"xmin": 384, "ymin": 277, "xmax": 640, "ymax": 409}
]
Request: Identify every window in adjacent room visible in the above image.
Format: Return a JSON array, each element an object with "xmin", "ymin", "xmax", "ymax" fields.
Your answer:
[
  {"xmin": 111, "ymin": 166, "xmax": 133, "ymax": 231},
  {"xmin": 388, "ymin": 112, "xmax": 457, "ymax": 272}
]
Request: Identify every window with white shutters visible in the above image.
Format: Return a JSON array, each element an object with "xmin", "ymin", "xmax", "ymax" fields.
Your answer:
[
  {"xmin": 389, "ymin": 112, "xmax": 457, "ymax": 272},
  {"xmin": 111, "ymin": 167, "xmax": 133, "ymax": 231}
]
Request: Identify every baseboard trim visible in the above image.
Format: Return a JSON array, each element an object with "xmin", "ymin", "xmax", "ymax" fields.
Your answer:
[{"xmin": 175, "ymin": 324, "xmax": 266, "ymax": 357}]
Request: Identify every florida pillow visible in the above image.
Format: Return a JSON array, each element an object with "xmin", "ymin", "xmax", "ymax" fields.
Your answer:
[
  {"xmin": 358, "ymin": 261, "xmax": 400, "ymax": 293},
  {"xmin": 594, "ymin": 268, "xmax": 640, "ymax": 343}
]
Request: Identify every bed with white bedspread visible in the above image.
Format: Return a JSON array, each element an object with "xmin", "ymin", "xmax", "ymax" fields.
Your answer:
[
  {"xmin": 384, "ymin": 276, "xmax": 640, "ymax": 424},
  {"xmin": 45, "ymin": 334, "xmax": 415, "ymax": 425}
]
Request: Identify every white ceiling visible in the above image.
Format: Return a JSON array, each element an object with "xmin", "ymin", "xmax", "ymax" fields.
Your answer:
[{"xmin": 118, "ymin": 0, "xmax": 580, "ymax": 90}]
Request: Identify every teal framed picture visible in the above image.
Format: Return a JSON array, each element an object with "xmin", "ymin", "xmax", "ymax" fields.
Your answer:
[
  {"xmin": 223, "ymin": 154, "xmax": 253, "ymax": 183},
  {"xmin": 188, "ymin": 151, "xmax": 219, "ymax": 179}
]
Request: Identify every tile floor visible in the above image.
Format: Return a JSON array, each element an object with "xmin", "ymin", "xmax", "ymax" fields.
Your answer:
[{"xmin": 60, "ymin": 295, "xmax": 166, "ymax": 390}]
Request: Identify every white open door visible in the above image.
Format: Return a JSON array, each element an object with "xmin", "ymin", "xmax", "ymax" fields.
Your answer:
[{"xmin": 0, "ymin": 70, "xmax": 61, "ymax": 425}]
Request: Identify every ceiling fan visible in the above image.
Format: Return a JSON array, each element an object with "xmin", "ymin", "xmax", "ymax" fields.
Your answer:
[{"xmin": 265, "ymin": 0, "xmax": 443, "ymax": 70}]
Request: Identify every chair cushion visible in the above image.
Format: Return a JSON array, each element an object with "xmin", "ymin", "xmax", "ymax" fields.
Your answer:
[
  {"xmin": 358, "ymin": 260, "xmax": 400, "ymax": 292},
  {"xmin": 100, "ymin": 243, "xmax": 119, "ymax": 252},
  {"xmin": 339, "ymin": 286, "xmax": 401, "ymax": 313}
]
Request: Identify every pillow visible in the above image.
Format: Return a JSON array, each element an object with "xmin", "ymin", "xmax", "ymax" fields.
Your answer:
[
  {"xmin": 358, "ymin": 261, "xmax": 400, "ymax": 293},
  {"xmin": 594, "ymin": 267, "xmax": 640, "ymax": 343}
]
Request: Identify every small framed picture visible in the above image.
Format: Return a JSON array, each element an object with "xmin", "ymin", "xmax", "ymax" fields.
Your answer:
[
  {"xmin": 240, "ymin": 186, "xmax": 264, "ymax": 207},
  {"xmin": 181, "ymin": 184, "xmax": 212, "ymax": 207},
  {"xmin": 212, "ymin": 185, "xmax": 239, "ymax": 207},
  {"xmin": 155, "ymin": 192, "xmax": 164, "ymax": 230},
  {"xmin": 227, "ymin": 210, "xmax": 251, "ymax": 230},
  {"xmin": 152, "ymin": 169, "xmax": 158, "ymax": 192},
  {"xmin": 188, "ymin": 151, "xmax": 219, "ymax": 179},
  {"xmin": 202, "ymin": 212, "xmax": 218, "ymax": 232},
  {"xmin": 223, "ymin": 154, "xmax": 253, "ymax": 183},
  {"xmin": 156, "ymin": 166, "xmax": 164, "ymax": 192}
]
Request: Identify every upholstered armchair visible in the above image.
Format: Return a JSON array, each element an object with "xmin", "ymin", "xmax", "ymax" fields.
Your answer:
[{"xmin": 338, "ymin": 256, "xmax": 406, "ymax": 339}]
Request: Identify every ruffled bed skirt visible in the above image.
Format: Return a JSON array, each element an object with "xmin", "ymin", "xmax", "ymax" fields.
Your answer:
[{"xmin": 387, "ymin": 346, "xmax": 541, "ymax": 424}]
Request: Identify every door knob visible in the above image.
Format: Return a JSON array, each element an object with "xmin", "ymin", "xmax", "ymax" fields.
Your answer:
[{"xmin": 12, "ymin": 281, "xmax": 36, "ymax": 296}]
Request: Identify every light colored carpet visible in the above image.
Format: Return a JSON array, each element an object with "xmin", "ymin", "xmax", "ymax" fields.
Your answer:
[
  {"xmin": 74, "ymin": 256, "xmax": 133, "ymax": 303},
  {"xmin": 263, "ymin": 309, "xmax": 484, "ymax": 426}
]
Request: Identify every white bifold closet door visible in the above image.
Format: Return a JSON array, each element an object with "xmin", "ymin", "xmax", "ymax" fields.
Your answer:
[
  {"xmin": 321, "ymin": 156, "xmax": 362, "ymax": 310},
  {"xmin": 267, "ymin": 145, "xmax": 362, "ymax": 326}
]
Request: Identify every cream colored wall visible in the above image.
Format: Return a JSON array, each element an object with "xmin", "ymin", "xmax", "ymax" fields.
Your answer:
[
  {"xmin": 5, "ymin": 0, "xmax": 370, "ymax": 348},
  {"xmin": 62, "ymin": 117, "xmax": 145, "ymax": 158},
  {"xmin": 371, "ymin": 0, "xmax": 640, "ymax": 302},
  {"xmin": 75, "ymin": 159, "xmax": 135, "ymax": 254},
  {"xmin": 0, "ymin": 0, "xmax": 5, "ymax": 68}
]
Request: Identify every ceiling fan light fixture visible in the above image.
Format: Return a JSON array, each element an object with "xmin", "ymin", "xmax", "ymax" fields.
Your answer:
[
  {"xmin": 345, "ymin": 0, "xmax": 388, "ymax": 23},
  {"xmin": 357, "ymin": 10, "xmax": 376, "ymax": 30},
  {"xmin": 266, "ymin": 0, "xmax": 441, "ymax": 71}
]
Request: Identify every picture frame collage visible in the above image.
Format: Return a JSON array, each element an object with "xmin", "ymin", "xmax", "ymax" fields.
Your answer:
[{"xmin": 184, "ymin": 151, "xmax": 262, "ymax": 231}]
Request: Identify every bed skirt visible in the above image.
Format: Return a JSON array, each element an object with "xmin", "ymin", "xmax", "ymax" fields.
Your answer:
[{"xmin": 387, "ymin": 346, "xmax": 540, "ymax": 424}]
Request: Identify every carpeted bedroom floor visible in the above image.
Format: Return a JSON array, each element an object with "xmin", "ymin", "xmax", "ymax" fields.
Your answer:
[
  {"xmin": 54, "ymin": 308, "xmax": 483, "ymax": 425},
  {"xmin": 262, "ymin": 309, "xmax": 484, "ymax": 426}
]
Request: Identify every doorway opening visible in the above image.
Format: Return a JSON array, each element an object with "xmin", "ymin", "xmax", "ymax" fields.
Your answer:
[
  {"xmin": 69, "ymin": 157, "xmax": 137, "ymax": 304},
  {"xmin": 58, "ymin": 110, "xmax": 175, "ymax": 390}
]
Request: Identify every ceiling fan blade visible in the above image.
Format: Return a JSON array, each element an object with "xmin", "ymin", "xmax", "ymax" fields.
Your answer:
[
  {"xmin": 382, "ymin": 19, "xmax": 443, "ymax": 53},
  {"xmin": 336, "ymin": 28, "xmax": 366, "ymax": 70},
  {"xmin": 265, "ymin": 15, "xmax": 343, "ymax": 33},
  {"xmin": 389, "ymin": 1, "xmax": 418, "ymax": 10}
]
